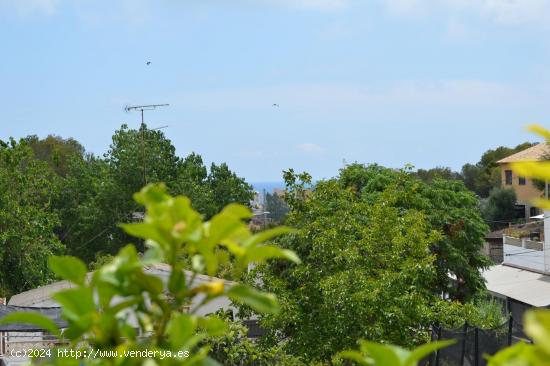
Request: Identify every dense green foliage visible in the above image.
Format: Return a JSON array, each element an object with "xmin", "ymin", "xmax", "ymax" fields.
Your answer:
[
  {"xmin": 0, "ymin": 125, "xmax": 253, "ymax": 296},
  {"xmin": 25, "ymin": 134, "xmax": 85, "ymax": 177},
  {"xmin": 415, "ymin": 166, "xmax": 462, "ymax": 183},
  {"xmin": 338, "ymin": 163, "xmax": 491, "ymax": 301},
  {"xmin": 482, "ymin": 188, "xmax": 518, "ymax": 229},
  {"xmin": 206, "ymin": 314, "xmax": 303, "ymax": 365},
  {"xmin": 251, "ymin": 164, "xmax": 490, "ymax": 362},
  {"xmin": 0, "ymin": 184, "xmax": 299, "ymax": 365},
  {"xmin": 0, "ymin": 139, "xmax": 64, "ymax": 296},
  {"xmin": 337, "ymin": 339, "xmax": 454, "ymax": 366},
  {"xmin": 57, "ymin": 124, "xmax": 253, "ymax": 262},
  {"xmin": 250, "ymin": 166, "xmax": 485, "ymax": 362}
]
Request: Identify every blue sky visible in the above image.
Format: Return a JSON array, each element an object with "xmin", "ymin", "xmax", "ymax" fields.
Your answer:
[{"xmin": 2, "ymin": 0, "xmax": 550, "ymax": 182}]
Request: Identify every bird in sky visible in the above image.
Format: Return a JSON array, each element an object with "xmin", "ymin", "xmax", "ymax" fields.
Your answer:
[
  {"xmin": 146, "ymin": 61, "xmax": 151, "ymax": 65},
  {"xmin": 272, "ymin": 103, "xmax": 279, "ymax": 107}
]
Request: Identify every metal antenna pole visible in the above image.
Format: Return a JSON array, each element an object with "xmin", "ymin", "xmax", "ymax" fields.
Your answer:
[{"xmin": 124, "ymin": 104, "xmax": 169, "ymax": 187}]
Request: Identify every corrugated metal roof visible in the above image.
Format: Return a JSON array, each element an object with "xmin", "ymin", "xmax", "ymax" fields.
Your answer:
[{"xmin": 483, "ymin": 265, "xmax": 550, "ymax": 307}]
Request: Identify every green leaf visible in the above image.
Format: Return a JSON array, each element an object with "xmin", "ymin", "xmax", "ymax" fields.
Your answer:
[
  {"xmin": 527, "ymin": 124, "xmax": 550, "ymax": 141},
  {"xmin": 196, "ymin": 356, "xmax": 222, "ymax": 366},
  {"xmin": 246, "ymin": 245, "xmax": 301, "ymax": 264},
  {"xmin": 48, "ymin": 256, "xmax": 88, "ymax": 285},
  {"xmin": 120, "ymin": 223, "xmax": 167, "ymax": 248},
  {"xmin": 243, "ymin": 227, "xmax": 296, "ymax": 248},
  {"xmin": 136, "ymin": 272, "xmax": 164, "ymax": 295},
  {"xmin": 359, "ymin": 342, "xmax": 406, "ymax": 366},
  {"xmin": 198, "ymin": 316, "xmax": 227, "ymax": 337},
  {"xmin": 0, "ymin": 312, "xmax": 60, "ymax": 337},
  {"xmin": 133, "ymin": 183, "xmax": 169, "ymax": 206},
  {"xmin": 487, "ymin": 342, "xmax": 534, "ymax": 365},
  {"xmin": 167, "ymin": 313, "xmax": 196, "ymax": 350},
  {"xmin": 219, "ymin": 204, "xmax": 252, "ymax": 220},
  {"xmin": 52, "ymin": 287, "xmax": 95, "ymax": 321},
  {"xmin": 406, "ymin": 340, "xmax": 455, "ymax": 366},
  {"xmin": 525, "ymin": 309, "xmax": 550, "ymax": 355},
  {"xmin": 336, "ymin": 350, "xmax": 372, "ymax": 365},
  {"xmin": 207, "ymin": 215, "xmax": 247, "ymax": 247},
  {"xmin": 227, "ymin": 285, "xmax": 279, "ymax": 314}
]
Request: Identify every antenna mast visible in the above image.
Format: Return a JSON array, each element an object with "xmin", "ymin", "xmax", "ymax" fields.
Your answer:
[{"xmin": 124, "ymin": 104, "xmax": 169, "ymax": 187}]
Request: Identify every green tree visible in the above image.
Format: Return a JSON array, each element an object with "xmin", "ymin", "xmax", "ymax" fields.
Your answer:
[
  {"xmin": 207, "ymin": 162, "xmax": 254, "ymax": 217},
  {"xmin": 415, "ymin": 166, "xmax": 461, "ymax": 183},
  {"xmin": 482, "ymin": 187, "xmax": 518, "ymax": 229},
  {"xmin": 53, "ymin": 124, "xmax": 253, "ymax": 263},
  {"xmin": 206, "ymin": 313, "xmax": 303, "ymax": 365},
  {"xmin": 0, "ymin": 139, "xmax": 64, "ymax": 297},
  {"xmin": 54, "ymin": 154, "xmax": 130, "ymax": 263},
  {"xmin": 339, "ymin": 163, "xmax": 491, "ymax": 302},
  {"xmin": 175, "ymin": 153, "xmax": 217, "ymax": 216},
  {"xmin": 252, "ymin": 165, "xmax": 490, "ymax": 362},
  {"xmin": 24, "ymin": 134, "xmax": 85, "ymax": 177},
  {"xmin": 105, "ymin": 124, "xmax": 182, "ymax": 195},
  {"xmin": 0, "ymin": 184, "xmax": 300, "ymax": 366},
  {"xmin": 254, "ymin": 172, "xmax": 456, "ymax": 362}
]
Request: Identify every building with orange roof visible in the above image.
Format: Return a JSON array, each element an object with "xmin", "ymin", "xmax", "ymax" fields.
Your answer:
[{"xmin": 497, "ymin": 143, "xmax": 548, "ymax": 219}]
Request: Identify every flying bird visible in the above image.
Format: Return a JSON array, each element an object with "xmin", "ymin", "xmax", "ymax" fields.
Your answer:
[
  {"xmin": 146, "ymin": 61, "xmax": 151, "ymax": 65},
  {"xmin": 272, "ymin": 103, "xmax": 279, "ymax": 107}
]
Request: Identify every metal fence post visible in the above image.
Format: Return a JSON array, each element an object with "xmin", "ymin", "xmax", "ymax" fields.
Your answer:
[
  {"xmin": 508, "ymin": 313, "xmax": 513, "ymax": 346},
  {"xmin": 474, "ymin": 327, "xmax": 479, "ymax": 366},
  {"xmin": 435, "ymin": 325, "xmax": 442, "ymax": 366},
  {"xmin": 429, "ymin": 326, "xmax": 436, "ymax": 366},
  {"xmin": 460, "ymin": 322, "xmax": 467, "ymax": 366}
]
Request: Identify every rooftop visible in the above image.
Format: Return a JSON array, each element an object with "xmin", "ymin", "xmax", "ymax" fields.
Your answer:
[
  {"xmin": 497, "ymin": 143, "xmax": 549, "ymax": 164},
  {"xmin": 483, "ymin": 264, "xmax": 550, "ymax": 307},
  {"xmin": 8, "ymin": 263, "xmax": 234, "ymax": 307}
]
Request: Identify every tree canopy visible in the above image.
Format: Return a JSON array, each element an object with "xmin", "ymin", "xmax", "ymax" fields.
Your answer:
[
  {"xmin": 252, "ymin": 164, "xmax": 491, "ymax": 362},
  {"xmin": 482, "ymin": 187, "xmax": 518, "ymax": 229},
  {"xmin": 0, "ymin": 125, "xmax": 254, "ymax": 292},
  {"xmin": 0, "ymin": 139, "xmax": 64, "ymax": 296}
]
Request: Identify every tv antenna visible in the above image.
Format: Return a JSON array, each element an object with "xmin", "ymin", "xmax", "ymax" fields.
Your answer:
[
  {"xmin": 124, "ymin": 103, "xmax": 169, "ymax": 187},
  {"xmin": 124, "ymin": 104, "xmax": 169, "ymax": 126}
]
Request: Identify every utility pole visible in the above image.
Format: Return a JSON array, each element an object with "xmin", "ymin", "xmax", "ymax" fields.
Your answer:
[{"xmin": 124, "ymin": 104, "xmax": 169, "ymax": 187}]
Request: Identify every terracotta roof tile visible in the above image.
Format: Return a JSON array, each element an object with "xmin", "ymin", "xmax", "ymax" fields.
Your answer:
[{"xmin": 497, "ymin": 143, "xmax": 549, "ymax": 164}]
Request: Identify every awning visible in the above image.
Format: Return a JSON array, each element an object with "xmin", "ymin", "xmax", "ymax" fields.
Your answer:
[
  {"xmin": 0, "ymin": 305, "xmax": 66, "ymax": 332},
  {"xmin": 483, "ymin": 265, "xmax": 550, "ymax": 307}
]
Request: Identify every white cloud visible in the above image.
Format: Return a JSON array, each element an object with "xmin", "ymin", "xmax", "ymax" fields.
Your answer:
[
  {"xmin": 380, "ymin": 0, "xmax": 550, "ymax": 27},
  {"xmin": 262, "ymin": 0, "xmax": 349, "ymax": 11},
  {"xmin": 383, "ymin": 0, "xmax": 430, "ymax": 17},
  {"xmin": 483, "ymin": 0, "xmax": 550, "ymax": 25},
  {"xmin": 0, "ymin": 0, "xmax": 59, "ymax": 16},
  {"xmin": 297, "ymin": 143, "xmax": 324, "ymax": 154}
]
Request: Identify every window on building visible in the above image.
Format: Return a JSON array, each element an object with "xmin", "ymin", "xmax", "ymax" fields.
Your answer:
[
  {"xmin": 505, "ymin": 170, "xmax": 513, "ymax": 185},
  {"xmin": 530, "ymin": 207, "xmax": 539, "ymax": 217},
  {"xmin": 519, "ymin": 176, "xmax": 526, "ymax": 185}
]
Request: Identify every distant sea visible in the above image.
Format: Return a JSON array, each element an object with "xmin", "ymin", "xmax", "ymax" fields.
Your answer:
[{"xmin": 251, "ymin": 182, "xmax": 285, "ymax": 194}]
